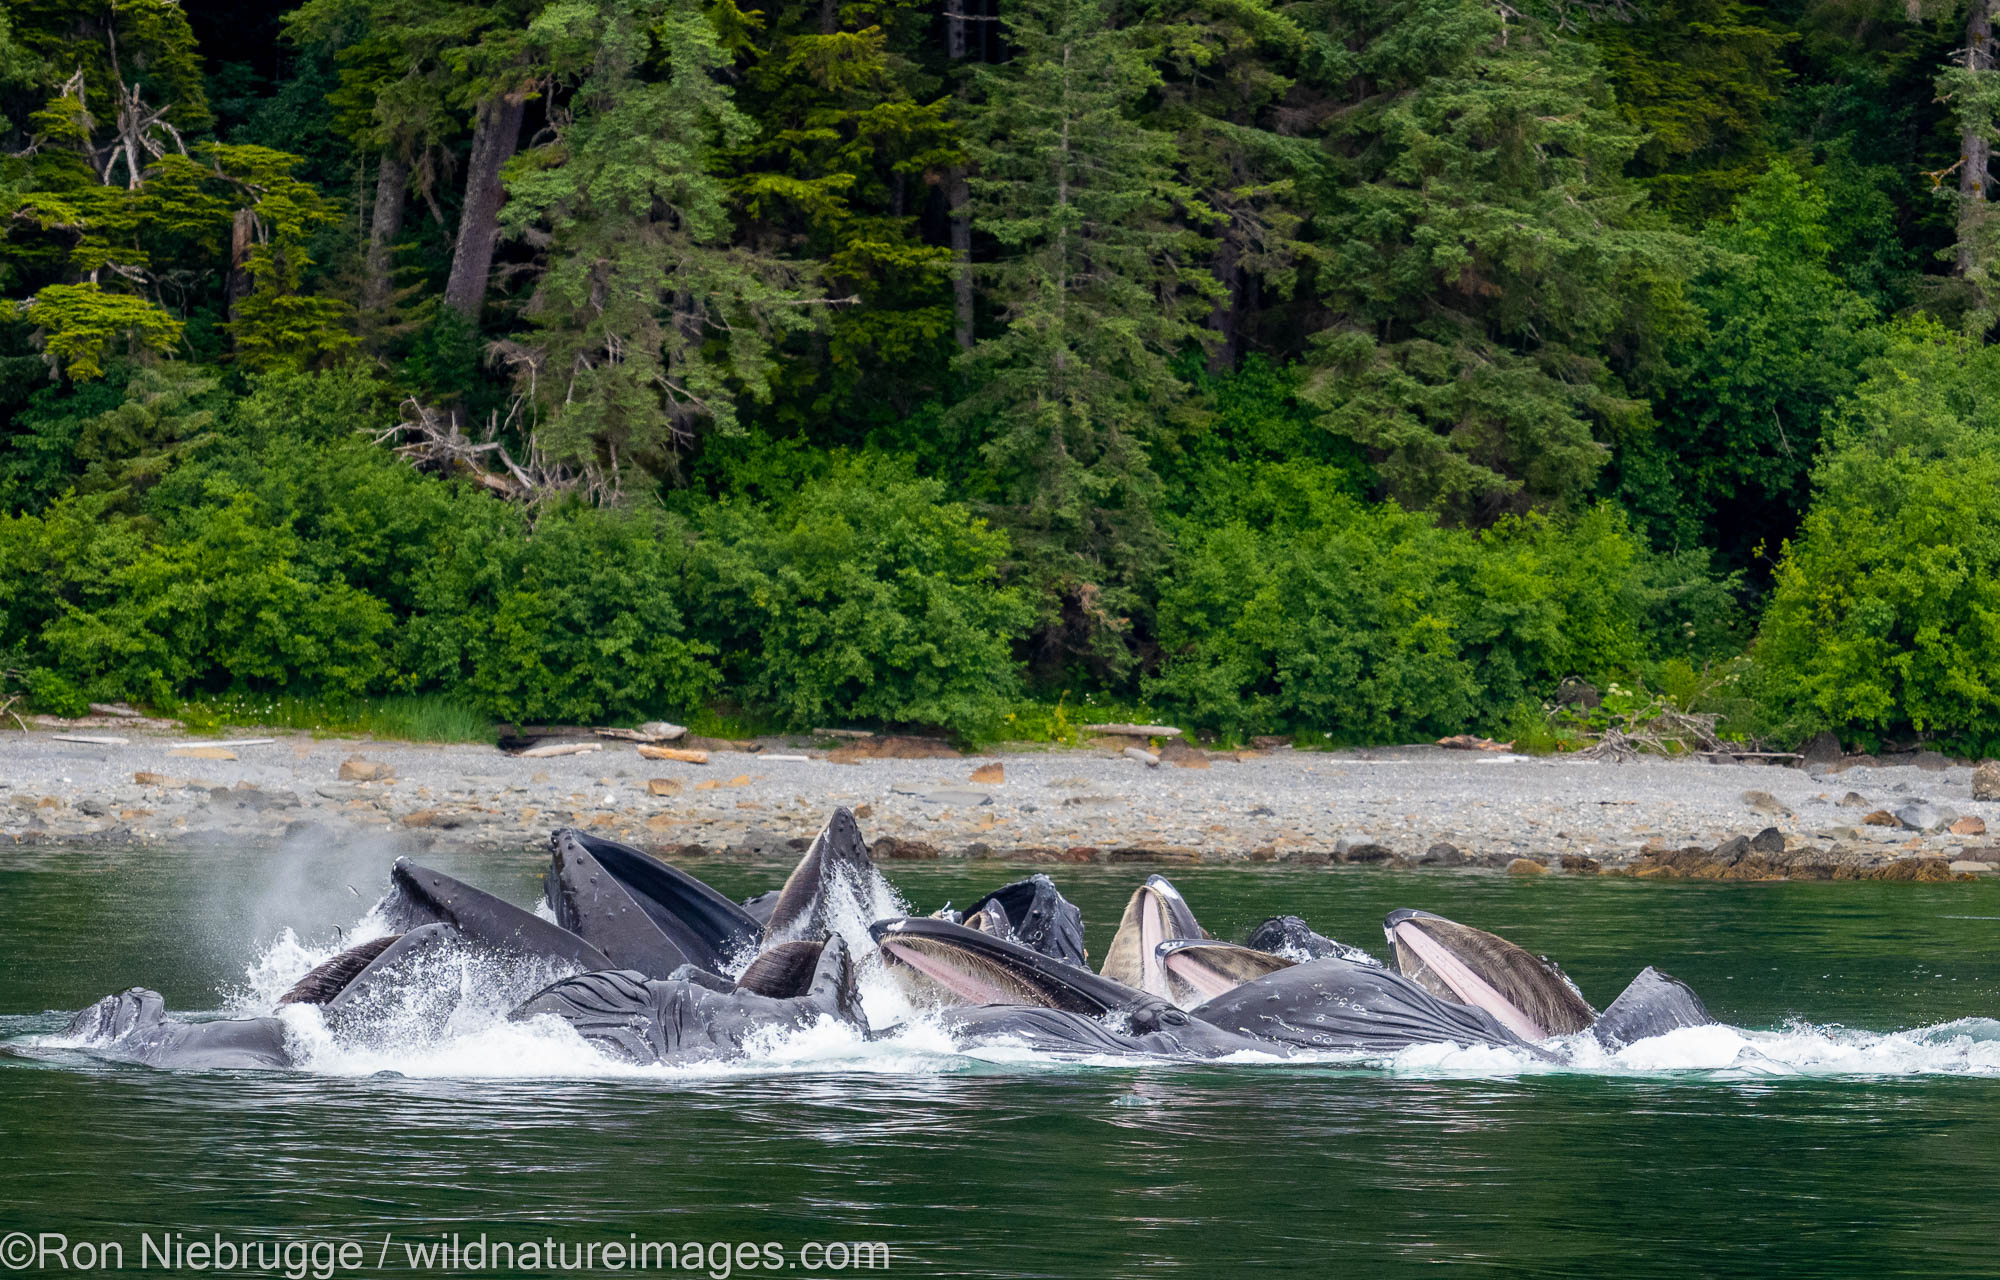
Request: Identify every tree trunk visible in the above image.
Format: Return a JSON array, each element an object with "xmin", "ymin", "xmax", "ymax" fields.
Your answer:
[
  {"xmin": 364, "ymin": 150, "xmax": 411, "ymax": 314},
  {"xmin": 1959, "ymin": 0, "xmax": 1995, "ymax": 277},
  {"xmin": 443, "ymin": 92, "xmax": 526, "ymax": 323},
  {"xmin": 227, "ymin": 208, "xmax": 255, "ymax": 320},
  {"xmin": 1205, "ymin": 238, "xmax": 1241, "ymax": 373},
  {"xmin": 948, "ymin": 0, "xmax": 975, "ymax": 351}
]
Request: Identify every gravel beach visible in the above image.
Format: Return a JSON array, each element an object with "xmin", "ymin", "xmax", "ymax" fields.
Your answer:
[{"xmin": 5, "ymin": 724, "xmax": 1998, "ymax": 879}]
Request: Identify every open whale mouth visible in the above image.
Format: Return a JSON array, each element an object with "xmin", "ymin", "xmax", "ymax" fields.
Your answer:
[
  {"xmin": 1100, "ymin": 876, "xmax": 1205, "ymax": 1000},
  {"xmin": 1156, "ymin": 939, "xmax": 1296, "ymax": 1006},
  {"xmin": 870, "ymin": 918, "xmax": 1143, "ymax": 1016},
  {"xmin": 1383, "ymin": 909, "xmax": 1595, "ymax": 1041}
]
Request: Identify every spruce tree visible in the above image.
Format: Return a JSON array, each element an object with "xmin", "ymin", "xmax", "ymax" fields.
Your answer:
[
  {"xmin": 952, "ymin": 0, "xmax": 1217, "ymax": 664},
  {"xmin": 1291, "ymin": 0, "xmax": 1690, "ymax": 522},
  {"xmin": 499, "ymin": 0, "xmax": 822, "ymax": 487},
  {"xmin": 730, "ymin": 0, "xmax": 959, "ymax": 423}
]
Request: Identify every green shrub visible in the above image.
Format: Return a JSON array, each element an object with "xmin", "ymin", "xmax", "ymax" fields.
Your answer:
[
  {"xmin": 1753, "ymin": 321, "xmax": 2000, "ymax": 752},
  {"xmin": 407, "ymin": 503, "xmax": 718, "ymax": 725},
  {"xmin": 24, "ymin": 668, "xmax": 88, "ymax": 717},
  {"xmin": 1144, "ymin": 500, "xmax": 1651, "ymax": 740},
  {"xmin": 34, "ymin": 493, "xmax": 395, "ymax": 703},
  {"xmin": 690, "ymin": 459, "xmax": 1031, "ymax": 735}
]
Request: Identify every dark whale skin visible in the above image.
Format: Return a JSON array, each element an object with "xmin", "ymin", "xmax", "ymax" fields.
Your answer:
[
  {"xmin": 1191, "ymin": 957, "xmax": 1544, "ymax": 1056},
  {"xmin": 64, "ymin": 989, "xmax": 292, "ymax": 1070}
]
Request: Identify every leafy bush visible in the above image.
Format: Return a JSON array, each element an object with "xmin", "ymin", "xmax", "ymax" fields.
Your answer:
[
  {"xmin": 407, "ymin": 503, "xmax": 718, "ymax": 725},
  {"xmin": 1145, "ymin": 501, "xmax": 1652, "ymax": 739},
  {"xmin": 33, "ymin": 493, "xmax": 395, "ymax": 702},
  {"xmin": 1753, "ymin": 321, "xmax": 2000, "ymax": 752},
  {"xmin": 690, "ymin": 459, "xmax": 1031, "ymax": 735}
]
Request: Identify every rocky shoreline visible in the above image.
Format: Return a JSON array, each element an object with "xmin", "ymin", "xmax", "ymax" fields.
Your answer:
[{"xmin": 4, "ymin": 724, "xmax": 1999, "ymax": 880}]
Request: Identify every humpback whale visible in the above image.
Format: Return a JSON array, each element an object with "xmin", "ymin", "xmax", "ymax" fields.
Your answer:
[
  {"xmin": 1155, "ymin": 939, "xmax": 1297, "ymax": 1006},
  {"xmin": 546, "ymin": 830, "xmax": 762, "ymax": 975},
  {"xmin": 64, "ymin": 989, "xmax": 293, "ymax": 1070},
  {"xmin": 1189, "ymin": 956, "xmax": 1543, "ymax": 1055},
  {"xmin": 1099, "ymin": 876, "xmax": 1206, "ymax": 1001},
  {"xmin": 384, "ymin": 858, "xmax": 611, "ymax": 972},
  {"xmin": 1590, "ymin": 967, "xmax": 1716, "ymax": 1048},
  {"xmin": 761, "ymin": 808, "xmax": 876, "ymax": 944},
  {"xmin": 872, "ymin": 917, "xmax": 1542, "ymax": 1057},
  {"xmin": 1384, "ymin": 908, "xmax": 1596, "ymax": 1041},
  {"xmin": 508, "ymin": 935, "xmax": 865, "ymax": 1065},
  {"xmin": 45, "ymin": 805, "xmax": 1733, "ymax": 1074},
  {"xmin": 958, "ymin": 875, "xmax": 1087, "ymax": 966},
  {"xmin": 1383, "ymin": 909, "xmax": 1717, "ymax": 1046},
  {"xmin": 1247, "ymin": 916, "xmax": 1382, "ymax": 967},
  {"xmin": 871, "ymin": 917, "xmax": 1157, "ymax": 1019}
]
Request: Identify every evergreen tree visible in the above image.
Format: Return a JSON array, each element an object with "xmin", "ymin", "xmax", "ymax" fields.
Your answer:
[
  {"xmin": 1291, "ymin": 0, "xmax": 1690, "ymax": 523},
  {"xmin": 730, "ymin": 0, "xmax": 959, "ymax": 425},
  {"xmin": 1565, "ymin": 0, "xmax": 1791, "ymax": 222},
  {"xmin": 499, "ymin": 0, "xmax": 822, "ymax": 486},
  {"xmin": 950, "ymin": 0, "xmax": 1219, "ymax": 667}
]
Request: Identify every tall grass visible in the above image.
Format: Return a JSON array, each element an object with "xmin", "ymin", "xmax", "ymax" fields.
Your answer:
[{"xmin": 170, "ymin": 693, "xmax": 493, "ymax": 743}]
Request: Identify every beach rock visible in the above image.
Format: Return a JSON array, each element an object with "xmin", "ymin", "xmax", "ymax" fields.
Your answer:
[
  {"xmin": 1420, "ymin": 842, "xmax": 1466, "ymax": 867},
  {"xmin": 872, "ymin": 836, "xmax": 941, "ymax": 860},
  {"xmin": 1159, "ymin": 742, "xmax": 1211, "ymax": 769},
  {"xmin": 1798, "ymin": 731, "xmax": 1843, "ymax": 765},
  {"xmin": 1123, "ymin": 747, "xmax": 1160, "ymax": 768},
  {"xmin": 1949, "ymin": 860, "xmax": 1994, "ymax": 874},
  {"xmin": 1742, "ymin": 790, "xmax": 1789, "ymax": 817},
  {"xmin": 969, "ymin": 763, "xmax": 1005, "ymax": 784},
  {"xmin": 1955, "ymin": 846, "xmax": 2000, "ymax": 863},
  {"xmin": 209, "ymin": 786, "xmax": 299, "ymax": 812},
  {"xmin": 1749, "ymin": 826, "xmax": 1786, "ymax": 855},
  {"xmin": 1250, "ymin": 736, "xmax": 1291, "ymax": 750},
  {"xmin": 1836, "ymin": 792, "xmax": 1870, "ymax": 808},
  {"xmin": 1337, "ymin": 839, "xmax": 1393, "ymax": 863},
  {"xmin": 1506, "ymin": 857, "xmax": 1550, "ymax": 876},
  {"xmin": 1560, "ymin": 854, "xmax": 1602, "ymax": 873},
  {"xmin": 1973, "ymin": 761, "xmax": 2000, "ymax": 802},
  {"xmin": 339, "ymin": 756, "xmax": 391, "ymax": 781},
  {"xmin": 133, "ymin": 772, "xmax": 179, "ymax": 787},
  {"xmin": 645, "ymin": 778, "xmax": 683, "ymax": 797},
  {"xmin": 1862, "ymin": 809, "xmax": 1897, "ymax": 827},
  {"xmin": 1910, "ymin": 750, "xmax": 1951, "ymax": 772},
  {"xmin": 1708, "ymin": 834, "xmax": 1751, "ymax": 865},
  {"xmin": 1949, "ymin": 815, "xmax": 1986, "ymax": 836},
  {"xmin": 1110, "ymin": 846, "xmax": 1201, "ymax": 864},
  {"xmin": 1893, "ymin": 802, "xmax": 1950, "ymax": 832},
  {"xmin": 1868, "ymin": 857, "xmax": 1953, "ymax": 881},
  {"xmin": 728, "ymin": 828, "xmax": 800, "ymax": 859}
]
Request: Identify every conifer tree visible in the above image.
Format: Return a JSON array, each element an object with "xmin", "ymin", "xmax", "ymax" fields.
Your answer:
[
  {"xmin": 1291, "ymin": 0, "xmax": 1688, "ymax": 522},
  {"xmin": 951, "ymin": 0, "xmax": 1218, "ymax": 663},
  {"xmin": 499, "ymin": 0, "xmax": 822, "ymax": 487},
  {"xmin": 730, "ymin": 0, "xmax": 959, "ymax": 422}
]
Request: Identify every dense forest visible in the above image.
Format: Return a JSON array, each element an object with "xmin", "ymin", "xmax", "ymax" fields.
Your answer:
[{"xmin": 3, "ymin": 0, "xmax": 2000, "ymax": 751}]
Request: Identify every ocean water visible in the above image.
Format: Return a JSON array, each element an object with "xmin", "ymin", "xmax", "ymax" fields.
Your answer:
[{"xmin": 2, "ymin": 842, "xmax": 1997, "ymax": 1277}]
